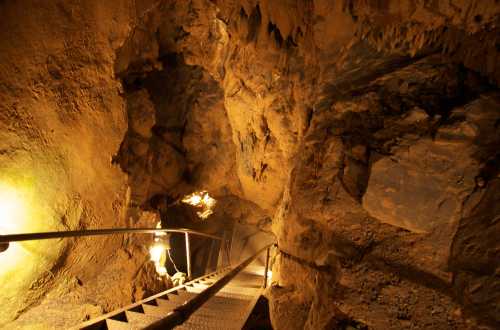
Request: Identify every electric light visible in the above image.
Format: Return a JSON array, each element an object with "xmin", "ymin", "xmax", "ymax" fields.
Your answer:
[
  {"xmin": 150, "ymin": 243, "xmax": 167, "ymax": 262},
  {"xmin": 181, "ymin": 191, "xmax": 217, "ymax": 219},
  {"xmin": 149, "ymin": 222, "xmax": 169, "ymax": 276},
  {"xmin": 185, "ymin": 195, "xmax": 202, "ymax": 205},
  {"xmin": 202, "ymin": 193, "xmax": 216, "ymax": 208},
  {"xmin": 150, "ymin": 242, "xmax": 168, "ymax": 276}
]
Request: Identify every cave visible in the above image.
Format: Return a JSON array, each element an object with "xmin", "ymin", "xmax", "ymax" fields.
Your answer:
[{"xmin": 0, "ymin": 1, "xmax": 499, "ymax": 329}]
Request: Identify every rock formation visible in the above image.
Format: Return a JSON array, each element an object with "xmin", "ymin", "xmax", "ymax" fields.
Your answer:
[{"xmin": 0, "ymin": 0, "xmax": 499, "ymax": 329}]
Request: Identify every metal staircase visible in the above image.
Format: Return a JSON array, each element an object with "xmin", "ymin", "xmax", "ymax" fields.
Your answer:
[
  {"xmin": 174, "ymin": 271, "xmax": 263, "ymax": 330},
  {"xmin": 75, "ymin": 245, "xmax": 272, "ymax": 330},
  {"xmin": 0, "ymin": 227, "xmax": 273, "ymax": 330}
]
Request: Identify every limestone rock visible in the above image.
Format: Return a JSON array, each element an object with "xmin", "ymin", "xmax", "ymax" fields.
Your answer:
[
  {"xmin": 1, "ymin": 0, "xmax": 500, "ymax": 329},
  {"xmin": 363, "ymin": 94, "xmax": 500, "ymax": 233}
]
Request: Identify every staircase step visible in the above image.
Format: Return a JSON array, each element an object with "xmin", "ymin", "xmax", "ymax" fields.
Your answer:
[
  {"xmin": 185, "ymin": 287, "xmax": 205, "ymax": 294},
  {"xmin": 199, "ymin": 301, "xmax": 248, "ymax": 314},
  {"xmin": 214, "ymin": 292, "xmax": 255, "ymax": 300},
  {"xmin": 185, "ymin": 283, "xmax": 210, "ymax": 294},
  {"xmin": 155, "ymin": 298, "xmax": 180, "ymax": 309},
  {"xmin": 105, "ymin": 319, "xmax": 131, "ymax": 330},
  {"xmin": 77, "ymin": 270, "xmax": 263, "ymax": 330},
  {"xmin": 193, "ymin": 282, "xmax": 210, "ymax": 288},
  {"xmin": 125, "ymin": 311, "xmax": 161, "ymax": 329},
  {"xmin": 194, "ymin": 308, "xmax": 248, "ymax": 320},
  {"xmin": 177, "ymin": 314, "xmax": 243, "ymax": 330},
  {"xmin": 142, "ymin": 303, "xmax": 177, "ymax": 317},
  {"xmin": 168, "ymin": 290, "xmax": 198, "ymax": 299},
  {"xmin": 175, "ymin": 291, "xmax": 192, "ymax": 298}
]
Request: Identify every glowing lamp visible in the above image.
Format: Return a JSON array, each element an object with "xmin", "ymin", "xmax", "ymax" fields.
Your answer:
[
  {"xmin": 149, "ymin": 222, "xmax": 170, "ymax": 276},
  {"xmin": 181, "ymin": 191, "xmax": 217, "ymax": 219},
  {"xmin": 149, "ymin": 243, "xmax": 166, "ymax": 262},
  {"xmin": 149, "ymin": 242, "xmax": 168, "ymax": 276}
]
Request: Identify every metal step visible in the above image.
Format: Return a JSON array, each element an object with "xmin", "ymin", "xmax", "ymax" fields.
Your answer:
[
  {"xmin": 106, "ymin": 319, "xmax": 131, "ymax": 330},
  {"xmin": 125, "ymin": 311, "xmax": 161, "ymax": 329},
  {"xmin": 76, "ymin": 262, "xmax": 267, "ymax": 330},
  {"xmin": 142, "ymin": 303, "xmax": 177, "ymax": 317},
  {"xmin": 160, "ymin": 291, "xmax": 197, "ymax": 304},
  {"xmin": 174, "ymin": 271, "xmax": 264, "ymax": 329},
  {"xmin": 185, "ymin": 284, "xmax": 210, "ymax": 293}
]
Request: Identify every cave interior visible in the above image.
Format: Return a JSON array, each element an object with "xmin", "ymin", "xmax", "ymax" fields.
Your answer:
[{"xmin": 0, "ymin": 0, "xmax": 499, "ymax": 329}]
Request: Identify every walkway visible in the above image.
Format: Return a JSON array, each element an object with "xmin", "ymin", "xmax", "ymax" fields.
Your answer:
[{"xmin": 78, "ymin": 266, "xmax": 265, "ymax": 330}]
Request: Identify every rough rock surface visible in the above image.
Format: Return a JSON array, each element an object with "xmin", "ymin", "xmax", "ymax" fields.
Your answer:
[
  {"xmin": 0, "ymin": 1, "xmax": 171, "ymax": 328},
  {"xmin": 0, "ymin": 0, "xmax": 499, "ymax": 329}
]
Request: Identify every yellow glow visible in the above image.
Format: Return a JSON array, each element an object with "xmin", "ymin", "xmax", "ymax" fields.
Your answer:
[
  {"xmin": 0, "ymin": 183, "xmax": 35, "ymax": 276},
  {"xmin": 149, "ymin": 242, "xmax": 168, "ymax": 276},
  {"xmin": 0, "ymin": 181, "xmax": 62, "ymax": 279},
  {"xmin": 181, "ymin": 191, "xmax": 217, "ymax": 219},
  {"xmin": 184, "ymin": 194, "xmax": 202, "ymax": 205},
  {"xmin": 197, "ymin": 209, "xmax": 214, "ymax": 219},
  {"xmin": 0, "ymin": 173, "xmax": 66, "ymax": 322},
  {"xmin": 150, "ymin": 221, "xmax": 168, "ymax": 276},
  {"xmin": 202, "ymin": 193, "xmax": 216, "ymax": 208},
  {"xmin": 0, "ymin": 184, "xmax": 27, "ymax": 234},
  {"xmin": 149, "ymin": 243, "xmax": 166, "ymax": 263}
]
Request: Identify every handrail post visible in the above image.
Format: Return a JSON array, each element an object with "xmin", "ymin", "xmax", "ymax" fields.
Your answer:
[
  {"xmin": 205, "ymin": 239, "xmax": 214, "ymax": 272},
  {"xmin": 185, "ymin": 232, "xmax": 192, "ymax": 280},
  {"xmin": 225, "ymin": 239, "xmax": 230, "ymax": 267},
  {"xmin": 263, "ymin": 246, "xmax": 270, "ymax": 288}
]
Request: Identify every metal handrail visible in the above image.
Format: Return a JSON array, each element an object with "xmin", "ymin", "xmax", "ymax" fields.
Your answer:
[
  {"xmin": 0, "ymin": 227, "xmax": 229, "ymax": 282},
  {"xmin": 75, "ymin": 267, "xmax": 231, "ymax": 329},
  {"xmin": 0, "ymin": 227, "xmax": 222, "ymax": 243},
  {"xmin": 144, "ymin": 243, "xmax": 274, "ymax": 329},
  {"xmin": 0, "ymin": 227, "xmax": 226, "ymax": 280}
]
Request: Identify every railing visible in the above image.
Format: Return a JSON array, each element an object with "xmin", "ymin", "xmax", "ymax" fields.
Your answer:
[
  {"xmin": 144, "ymin": 243, "xmax": 274, "ymax": 329},
  {"xmin": 0, "ymin": 227, "xmax": 229, "ymax": 279},
  {"xmin": 1, "ymin": 227, "xmax": 275, "ymax": 329},
  {"xmin": 76, "ymin": 267, "xmax": 231, "ymax": 329}
]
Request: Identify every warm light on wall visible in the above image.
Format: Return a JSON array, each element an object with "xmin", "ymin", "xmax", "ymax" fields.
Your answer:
[
  {"xmin": 0, "ymin": 175, "xmax": 66, "ymax": 323},
  {"xmin": 0, "ymin": 184, "xmax": 27, "ymax": 236},
  {"xmin": 0, "ymin": 183, "xmax": 35, "ymax": 277},
  {"xmin": 0, "ymin": 180, "xmax": 61, "ymax": 277},
  {"xmin": 0, "ymin": 184, "xmax": 28, "ymax": 255}
]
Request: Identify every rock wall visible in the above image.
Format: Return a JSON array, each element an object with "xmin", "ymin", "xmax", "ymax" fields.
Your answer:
[
  {"xmin": 1, "ymin": 0, "xmax": 499, "ymax": 329},
  {"xmin": 150, "ymin": 1, "xmax": 499, "ymax": 328},
  {"xmin": 0, "ymin": 1, "xmax": 170, "ymax": 328}
]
